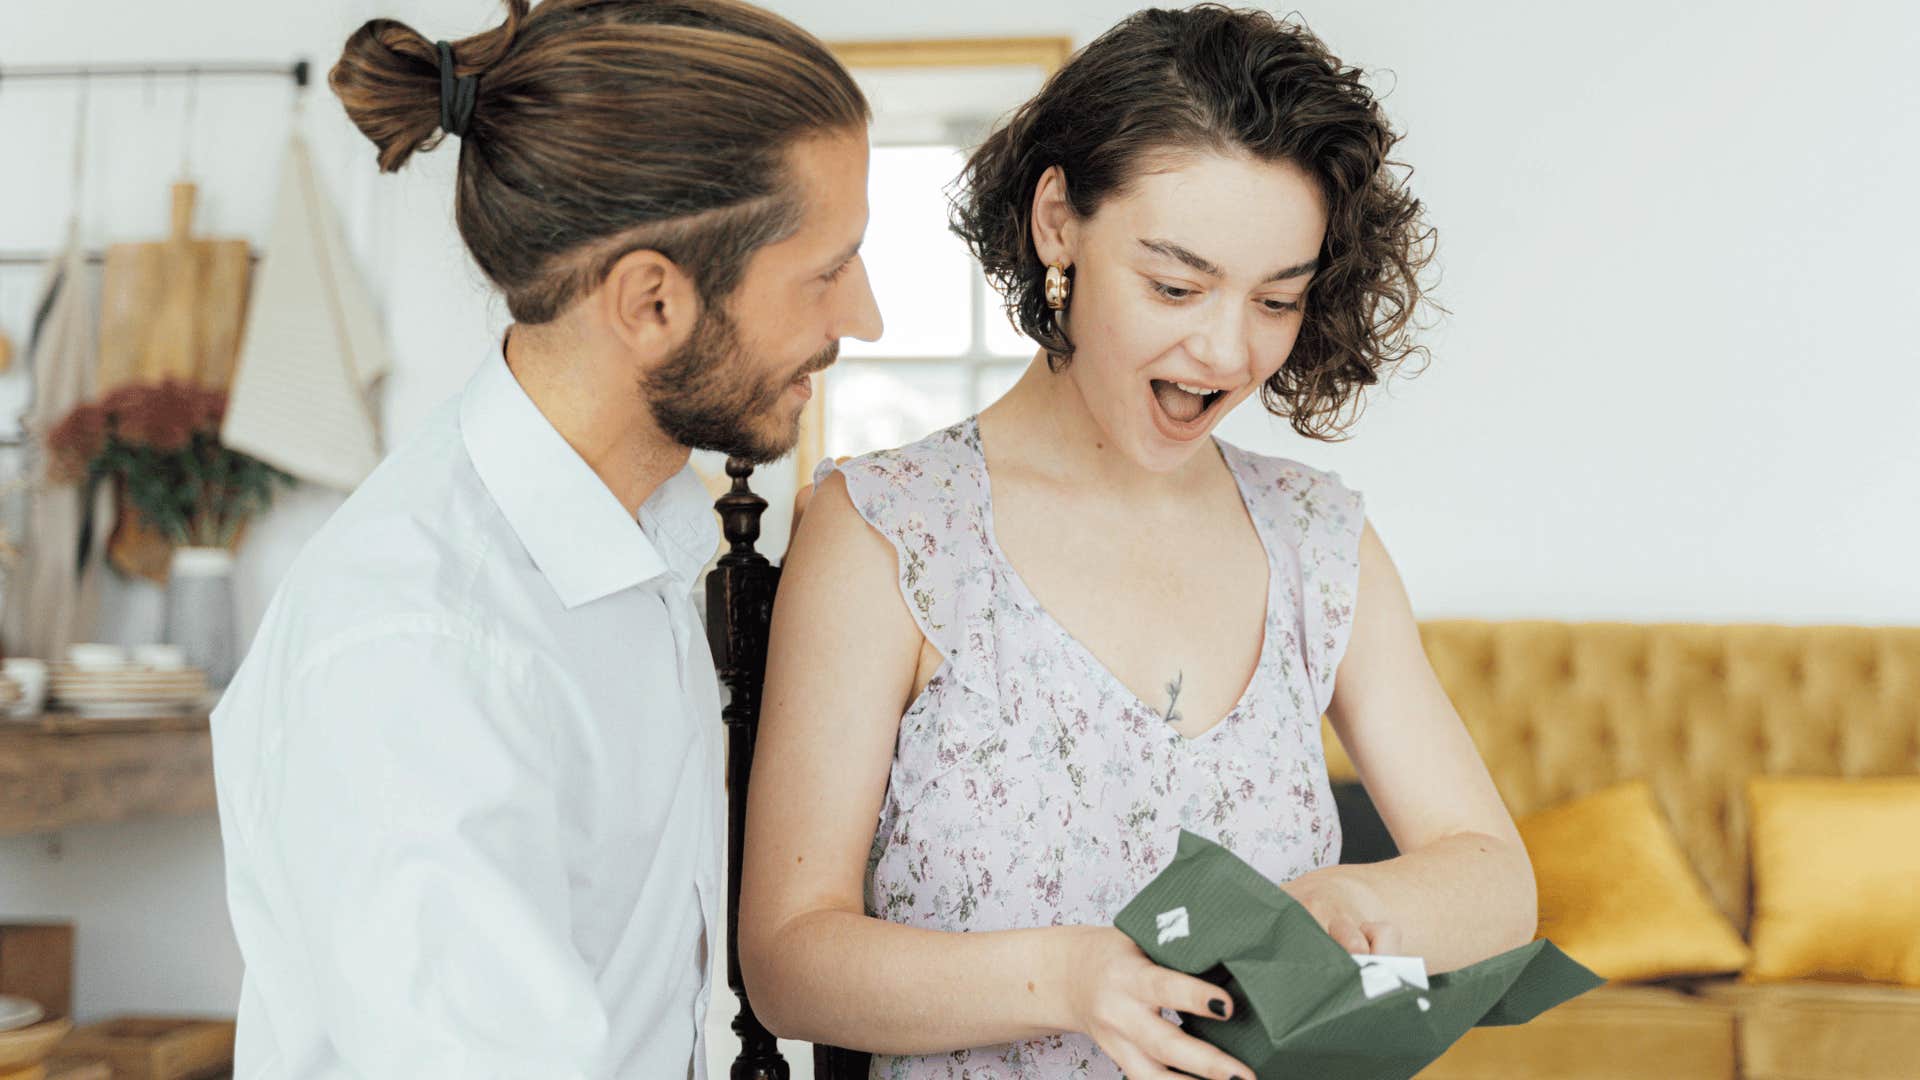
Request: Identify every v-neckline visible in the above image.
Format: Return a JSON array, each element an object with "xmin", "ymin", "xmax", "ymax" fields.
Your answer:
[{"xmin": 966, "ymin": 415, "xmax": 1276, "ymax": 745}]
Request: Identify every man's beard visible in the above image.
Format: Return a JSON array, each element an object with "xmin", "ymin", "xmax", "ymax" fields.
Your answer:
[{"xmin": 643, "ymin": 302, "xmax": 837, "ymax": 465}]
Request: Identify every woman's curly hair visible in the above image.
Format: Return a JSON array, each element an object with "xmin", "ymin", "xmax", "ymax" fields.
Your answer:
[{"xmin": 950, "ymin": 5, "xmax": 1436, "ymax": 440}]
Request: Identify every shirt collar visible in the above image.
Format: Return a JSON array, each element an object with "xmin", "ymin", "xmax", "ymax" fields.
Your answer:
[
  {"xmin": 460, "ymin": 349, "xmax": 719, "ymax": 609},
  {"xmin": 639, "ymin": 463, "xmax": 722, "ymax": 588}
]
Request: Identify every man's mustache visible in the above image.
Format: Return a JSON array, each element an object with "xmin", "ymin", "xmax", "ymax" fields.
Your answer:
[
  {"xmin": 797, "ymin": 343, "xmax": 840, "ymax": 378},
  {"xmin": 747, "ymin": 343, "xmax": 843, "ymax": 412}
]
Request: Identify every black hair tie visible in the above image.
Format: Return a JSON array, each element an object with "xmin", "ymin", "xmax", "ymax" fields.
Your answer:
[{"xmin": 435, "ymin": 40, "xmax": 480, "ymax": 138}]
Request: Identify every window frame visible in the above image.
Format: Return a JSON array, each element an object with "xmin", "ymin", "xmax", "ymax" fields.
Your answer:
[{"xmin": 794, "ymin": 37, "xmax": 1073, "ymax": 489}]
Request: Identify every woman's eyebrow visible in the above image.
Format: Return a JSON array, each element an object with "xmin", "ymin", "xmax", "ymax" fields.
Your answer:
[
  {"xmin": 1263, "ymin": 256, "xmax": 1320, "ymax": 283},
  {"xmin": 1138, "ymin": 237, "xmax": 1318, "ymax": 283},
  {"xmin": 1139, "ymin": 237, "xmax": 1222, "ymax": 277}
]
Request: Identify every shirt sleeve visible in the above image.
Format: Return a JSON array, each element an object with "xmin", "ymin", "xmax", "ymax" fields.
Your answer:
[
  {"xmin": 1292, "ymin": 467, "xmax": 1367, "ymax": 719},
  {"xmin": 245, "ymin": 623, "xmax": 611, "ymax": 1078}
]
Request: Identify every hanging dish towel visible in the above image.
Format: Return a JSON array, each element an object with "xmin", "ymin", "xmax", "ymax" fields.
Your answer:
[
  {"xmin": 2, "ymin": 225, "xmax": 112, "ymax": 661},
  {"xmin": 221, "ymin": 132, "xmax": 390, "ymax": 491}
]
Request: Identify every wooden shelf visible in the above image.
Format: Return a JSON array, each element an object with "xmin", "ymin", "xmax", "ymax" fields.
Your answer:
[{"xmin": 0, "ymin": 709, "xmax": 215, "ymax": 837}]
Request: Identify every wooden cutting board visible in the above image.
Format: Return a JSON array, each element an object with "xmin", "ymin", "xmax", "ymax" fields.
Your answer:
[
  {"xmin": 96, "ymin": 181, "xmax": 252, "ymax": 394},
  {"xmin": 55, "ymin": 1017, "xmax": 233, "ymax": 1080},
  {"xmin": 96, "ymin": 182, "xmax": 254, "ymax": 581}
]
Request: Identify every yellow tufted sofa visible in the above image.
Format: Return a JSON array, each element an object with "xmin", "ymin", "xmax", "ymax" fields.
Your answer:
[{"xmin": 1323, "ymin": 619, "xmax": 1920, "ymax": 1080}]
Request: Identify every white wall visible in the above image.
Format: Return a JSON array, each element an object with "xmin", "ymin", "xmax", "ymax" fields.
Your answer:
[
  {"xmin": 0, "ymin": 0, "xmax": 396, "ymax": 1025},
  {"xmin": 0, "ymin": 0, "xmax": 1914, "ymax": 1064}
]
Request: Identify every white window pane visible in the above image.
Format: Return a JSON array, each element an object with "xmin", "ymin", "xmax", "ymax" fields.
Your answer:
[
  {"xmin": 984, "ymin": 275, "xmax": 1036, "ymax": 357},
  {"xmin": 824, "ymin": 361, "xmax": 972, "ymax": 458},
  {"xmin": 975, "ymin": 362, "xmax": 1028, "ymax": 411},
  {"xmin": 842, "ymin": 146, "xmax": 972, "ymax": 358}
]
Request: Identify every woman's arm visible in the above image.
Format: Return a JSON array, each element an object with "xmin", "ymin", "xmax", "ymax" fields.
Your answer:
[
  {"xmin": 738, "ymin": 473, "xmax": 1254, "ymax": 1080},
  {"xmin": 1314, "ymin": 519, "xmax": 1539, "ymax": 973}
]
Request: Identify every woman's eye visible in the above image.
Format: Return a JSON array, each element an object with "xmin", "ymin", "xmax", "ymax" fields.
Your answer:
[
  {"xmin": 1261, "ymin": 298, "xmax": 1301, "ymax": 314},
  {"xmin": 1151, "ymin": 281, "xmax": 1194, "ymax": 301}
]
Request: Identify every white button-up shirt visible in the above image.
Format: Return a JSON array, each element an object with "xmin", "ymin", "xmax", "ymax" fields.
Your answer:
[{"xmin": 212, "ymin": 351, "xmax": 724, "ymax": 1079}]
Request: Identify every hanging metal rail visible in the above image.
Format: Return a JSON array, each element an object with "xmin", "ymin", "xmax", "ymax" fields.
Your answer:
[{"xmin": 0, "ymin": 58, "xmax": 309, "ymax": 268}]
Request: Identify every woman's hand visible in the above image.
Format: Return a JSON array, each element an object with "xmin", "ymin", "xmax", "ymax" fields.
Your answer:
[
  {"xmin": 1055, "ymin": 926, "xmax": 1254, "ymax": 1080},
  {"xmin": 1283, "ymin": 864, "xmax": 1403, "ymax": 955}
]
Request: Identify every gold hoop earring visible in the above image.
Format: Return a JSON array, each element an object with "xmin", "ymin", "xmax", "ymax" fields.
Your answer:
[{"xmin": 1045, "ymin": 263, "xmax": 1071, "ymax": 310}]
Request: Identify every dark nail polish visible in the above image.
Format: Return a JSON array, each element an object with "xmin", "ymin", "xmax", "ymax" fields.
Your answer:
[{"xmin": 1209, "ymin": 997, "xmax": 1228, "ymax": 1017}]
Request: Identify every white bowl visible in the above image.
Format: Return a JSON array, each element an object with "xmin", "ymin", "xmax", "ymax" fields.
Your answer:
[
  {"xmin": 132, "ymin": 644, "xmax": 187, "ymax": 671},
  {"xmin": 0, "ymin": 994, "xmax": 43, "ymax": 1033},
  {"xmin": 65, "ymin": 643, "xmax": 128, "ymax": 671}
]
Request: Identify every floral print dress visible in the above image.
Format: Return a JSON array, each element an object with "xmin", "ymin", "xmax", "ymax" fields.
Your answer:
[{"xmin": 812, "ymin": 416, "xmax": 1367, "ymax": 1079}]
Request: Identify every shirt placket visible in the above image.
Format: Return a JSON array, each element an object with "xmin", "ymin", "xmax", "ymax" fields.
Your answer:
[{"xmin": 655, "ymin": 575, "xmax": 720, "ymax": 1075}]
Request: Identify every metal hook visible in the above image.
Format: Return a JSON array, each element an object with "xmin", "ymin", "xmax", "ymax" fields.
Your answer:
[
  {"xmin": 179, "ymin": 66, "xmax": 201, "ymax": 178},
  {"xmin": 69, "ymin": 72, "xmax": 92, "ymax": 217}
]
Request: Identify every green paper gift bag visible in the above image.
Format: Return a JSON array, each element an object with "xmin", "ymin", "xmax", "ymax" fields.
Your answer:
[{"xmin": 1114, "ymin": 830, "xmax": 1603, "ymax": 1080}]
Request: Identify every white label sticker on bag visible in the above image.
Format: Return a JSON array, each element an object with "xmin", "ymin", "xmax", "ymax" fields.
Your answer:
[
  {"xmin": 1354, "ymin": 954, "xmax": 1430, "ymax": 999},
  {"xmin": 1156, "ymin": 906, "xmax": 1191, "ymax": 945},
  {"xmin": 1357, "ymin": 962, "xmax": 1403, "ymax": 1000}
]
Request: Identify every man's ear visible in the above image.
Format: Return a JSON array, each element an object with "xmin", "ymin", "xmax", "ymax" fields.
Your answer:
[
  {"xmin": 1029, "ymin": 165, "xmax": 1079, "ymax": 269},
  {"xmin": 597, "ymin": 247, "xmax": 701, "ymax": 360}
]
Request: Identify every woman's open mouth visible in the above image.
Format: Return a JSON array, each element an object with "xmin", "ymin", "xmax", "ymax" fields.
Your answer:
[{"xmin": 1149, "ymin": 378, "xmax": 1230, "ymax": 439}]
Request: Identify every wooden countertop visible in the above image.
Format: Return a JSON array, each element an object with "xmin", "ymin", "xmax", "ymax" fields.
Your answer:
[{"xmin": 0, "ymin": 708, "xmax": 217, "ymax": 837}]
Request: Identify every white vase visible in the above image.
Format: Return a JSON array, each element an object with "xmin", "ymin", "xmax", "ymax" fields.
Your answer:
[{"xmin": 163, "ymin": 546, "xmax": 239, "ymax": 688}]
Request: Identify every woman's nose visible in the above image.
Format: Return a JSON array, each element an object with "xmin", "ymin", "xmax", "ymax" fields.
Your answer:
[{"xmin": 1184, "ymin": 304, "xmax": 1251, "ymax": 381}]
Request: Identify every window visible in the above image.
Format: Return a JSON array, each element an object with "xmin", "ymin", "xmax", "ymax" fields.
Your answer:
[
  {"xmin": 824, "ymin": 140, "xmax": 1036, "ymax": 458},
  {"xmin": 690, "ymin": 40, "xmax": 1071, "ymax": 562},
  {"xmin": 809, "ymin": 39, "xmax": 1070, "ymax": 470}
]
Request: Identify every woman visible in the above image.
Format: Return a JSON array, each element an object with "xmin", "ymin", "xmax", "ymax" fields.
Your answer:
[{"xmin": 739, "ymin": 7, "xmax": 1537, "ymax": 1078}]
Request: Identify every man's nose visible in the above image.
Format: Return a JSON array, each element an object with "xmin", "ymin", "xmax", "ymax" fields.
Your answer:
[{"xmin": 840, "ymin": 257, "xmax": 883, "ymax": 344}]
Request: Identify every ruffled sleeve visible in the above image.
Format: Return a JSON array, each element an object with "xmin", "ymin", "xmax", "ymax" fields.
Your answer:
[
  {"xmin": 1294, "ymin": 467, "xmax": 1366, "ymax": 716},
  {"xmin": 807, "ymin": 423, "xmax": 996, "ymax": 699},
  {"xmin": 1226, "ymin": 447, "xmax": 1367, "ymax": 717}
]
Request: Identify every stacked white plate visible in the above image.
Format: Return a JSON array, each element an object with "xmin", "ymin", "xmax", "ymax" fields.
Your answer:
[{"xmin": 48, "ymin": 663, "xmax": 211, "ymax": 716}]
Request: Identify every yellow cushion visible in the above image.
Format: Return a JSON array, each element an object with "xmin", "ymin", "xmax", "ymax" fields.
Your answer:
[
  {"xmin": 1746, "ymin": 776, "xmax": 1920, "ymax": 986},
  {"xmin": 1518, "ymin": 781, "xmax": 1750, "ymax": 982}
]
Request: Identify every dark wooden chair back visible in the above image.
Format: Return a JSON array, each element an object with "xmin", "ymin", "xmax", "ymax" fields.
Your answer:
[{"xmin": 706, "ymin": 459, "xmax": 872, "ymax": 1080}]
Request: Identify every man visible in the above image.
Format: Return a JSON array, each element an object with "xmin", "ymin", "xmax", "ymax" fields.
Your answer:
[{"xmin": 210, "ymin": 2, "xmax": 878, "ymax": 1075}]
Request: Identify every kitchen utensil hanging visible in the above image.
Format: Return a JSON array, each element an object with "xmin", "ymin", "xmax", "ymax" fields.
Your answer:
[{"xmin": 96, "ymin": 69, "xmax": 253, "ymax": 397}]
